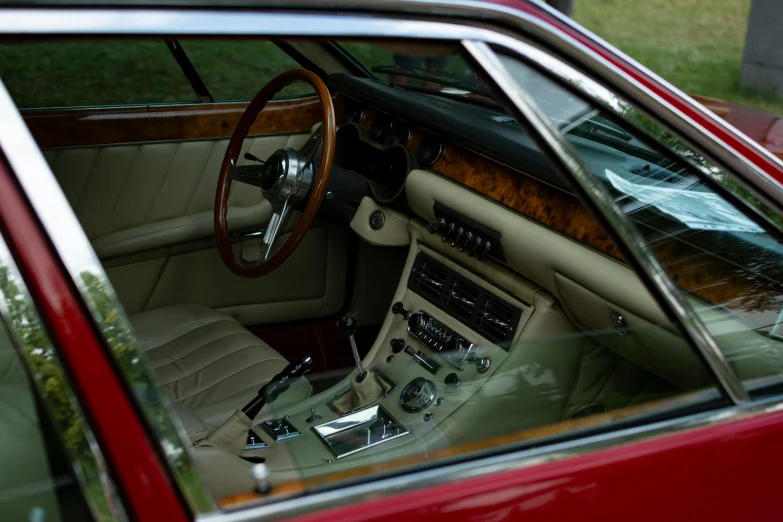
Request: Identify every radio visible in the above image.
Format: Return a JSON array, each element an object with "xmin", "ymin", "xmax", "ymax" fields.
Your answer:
[{"xmin": 392, "ymin": 302, "xmax": 479, "ymax": 370}]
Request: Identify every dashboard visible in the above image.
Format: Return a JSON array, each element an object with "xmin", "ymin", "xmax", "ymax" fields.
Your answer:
[{"xmin": 328, "ymin": 73, "xmax": 622, "ymax": 262}]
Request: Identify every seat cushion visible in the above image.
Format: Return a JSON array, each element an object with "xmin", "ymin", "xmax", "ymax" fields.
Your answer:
[{"xmin": 130, "ymin": 305, "xmax": 311, "ymax": 430}]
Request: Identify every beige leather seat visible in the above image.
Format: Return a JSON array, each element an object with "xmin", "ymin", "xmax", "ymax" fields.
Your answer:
[{"xmin": 130, "ymin": 305, "xmax": 311, "ymax": 433}]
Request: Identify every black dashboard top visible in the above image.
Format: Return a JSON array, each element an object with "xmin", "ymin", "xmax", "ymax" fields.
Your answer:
[{"xmin": 330, "ymin": 73, "xmax": 568, "ymax": 191}]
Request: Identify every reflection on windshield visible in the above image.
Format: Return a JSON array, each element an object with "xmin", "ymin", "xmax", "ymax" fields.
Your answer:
[
  {"xmin": 338, "ymin": 41, "xmax": 491, "ymax": 100},
  {"xmin": 499, "ymin": 52, "xmax": 783, "ymax": 386}
]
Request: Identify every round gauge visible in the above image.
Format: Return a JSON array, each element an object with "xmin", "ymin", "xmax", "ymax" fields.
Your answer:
[
  {"xmin": 341, "ymin": 103, "xmax": 364, "ymax": 125},
  {"xmin": 400, "ymin": 377, "xmax": 437, "ymax": 413},
  {"xmin": 368, "ymin": 114, "xmax": 389, "ymax": 141},
  {"xmin": 417, "ymin": 135, "xmax": 445, "ymax": 166},
  {"xmin": 386, "ymin": 120, "xmax": 412, "ymax": 146}
]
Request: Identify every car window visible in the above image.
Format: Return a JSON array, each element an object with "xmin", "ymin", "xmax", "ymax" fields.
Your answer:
[
  {"xmin": 4, "ymin": 34, "xmax": 732, "ymax": 516},
  {"xmin": 0, "ymin": 40, "xmax": 198, "ymax": 108},
  {"xmin": 500, "ymin": 53, "xmax": 783, "ymax": 394},
  {"xmin": 0, "ymin": 303, "xmax": 95, "ymax": 521},
  {"xmin": 180, "ymin": 40, "xmax": 315, "ymax": 101}
]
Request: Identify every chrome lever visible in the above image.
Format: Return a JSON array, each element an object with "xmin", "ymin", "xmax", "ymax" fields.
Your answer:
[
  {"xmin": 482, "ymin": 312, "xmax": 511, "ymax": 331},
  {"xmin": 450, "ymin": 291, "xmax": 475, "ymax": 308}
]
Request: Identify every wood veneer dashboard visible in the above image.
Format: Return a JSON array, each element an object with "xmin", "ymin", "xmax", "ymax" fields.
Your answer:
[
  {"xmin": 339, "ymin": 100, "xmax": 622, "ymax": 261},
  {"xmin": 335, "ymin": 93, "xmax": 781, "ymax": 322}
]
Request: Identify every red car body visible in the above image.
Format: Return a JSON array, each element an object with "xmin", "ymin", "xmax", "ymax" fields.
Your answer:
[{"xmin": 1, "ymin": 1, "xmax": 783, "ymax": 521}]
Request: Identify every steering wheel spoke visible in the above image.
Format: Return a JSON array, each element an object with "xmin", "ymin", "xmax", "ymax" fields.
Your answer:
[
  {"xmin": 297, "ymin": 129, "xmax": 323, "ymax": 169},
  {"xmin": 228, "ymin": 160, "xmax": 267, "ymax": 187}
]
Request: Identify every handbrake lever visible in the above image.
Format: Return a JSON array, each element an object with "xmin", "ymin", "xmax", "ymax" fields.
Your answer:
[{"xmin": 241, "ymin": 356, "xmax": 312, "ymax": 419}]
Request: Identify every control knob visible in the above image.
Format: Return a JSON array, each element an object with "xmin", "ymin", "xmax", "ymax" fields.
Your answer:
[
  {"xmin": 391, "ymin": 301, "xmax": 412, "ymax": 320},
  {"xmin": 390, "ymin": 338, "xmax": 406, "ymax": 354},
  {"xmin": 408, "ymin": 312, "xmax": 426, "ymax": 331},
  {"xmin": 445, "ymin": 373, "xmax": 460, "ymax": 390}
]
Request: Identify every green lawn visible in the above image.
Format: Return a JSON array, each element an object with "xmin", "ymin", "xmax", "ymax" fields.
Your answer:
[
  {"xmin": 0, "ymin": 3, "xmax": 781, "ymax": 115},
  {"xmin": 575, "ymin": 0, "xmax": 783, "ymax": 115}
]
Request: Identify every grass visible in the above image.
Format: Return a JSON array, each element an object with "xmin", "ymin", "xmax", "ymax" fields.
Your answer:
[
  {"xmin": 574, "ymin": 0, "xmax": 783, "ymax": 115},
  {"xmin": 0, "ymin": 39, "xmax": 311, "ymax": 108},
  {"xmin": 0, "ymin": 3, "xmax": 781, "ymax": 115}
]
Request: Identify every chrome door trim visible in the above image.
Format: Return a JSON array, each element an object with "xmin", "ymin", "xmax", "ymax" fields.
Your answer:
[
  {"xmin": 463, "ymin": 40, "xmax": 749, "ymax": 404},
  {"xmin": 0, "ymin": 234, "xmax": 127, "ymax": 522},
  {"xmin": 205, "ymin": 386, "xmax": 783, "ymax": 522},
  {"xmin": 0, "ymin": 78, "xmax": 217, "ymax": 514}
]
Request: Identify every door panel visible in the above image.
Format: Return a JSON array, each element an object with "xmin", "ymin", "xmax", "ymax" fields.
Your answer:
[{"xmin": 40, "ymin": 132, "xmax": 348, "ymax": 326}]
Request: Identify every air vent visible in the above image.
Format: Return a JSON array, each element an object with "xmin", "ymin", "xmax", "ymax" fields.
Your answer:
[
  {"xmin": 412, "ymin": 258, "xmax": 447, "ymax": 300},
  {"xmin": 445, "ymin": 279, "xmax": 479, "ymax": 322},
  {"xmin": 478, "ymin": 296, "xmax": 518, "ymax": 344},
  {"xmin": 407, "ymin": 253, "xmax": 523, "ymax": 352}
]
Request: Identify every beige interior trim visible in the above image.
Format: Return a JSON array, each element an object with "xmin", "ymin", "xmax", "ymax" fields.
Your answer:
[
  {"xmin": 350, "ymin": 196, "xmax": 411, "ymax": 247},
  {"xmin": 92, "ymin": 202, "xmax": 270, "ymax": 259},
  {"xmin": 405, "ymin": 169, "xmax": 668, "ymax": 325}
]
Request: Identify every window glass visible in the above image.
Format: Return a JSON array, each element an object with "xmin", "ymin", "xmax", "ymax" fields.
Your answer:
[
  {"xmin": 180, "ymin": 40, "xmax": 314, "ymax": 100},
  {"xmin": 0, "ymin": 41, "xmax": 198, "ymax": 109},
  {"xmin": 0, "ymin": 315, "xmax": 95, "ymax": 521},
  {"xmin": 500, "ymin": 53, "xmax": 783, "ymax": 392},
  {"xmin": 28, "ymin": 36, "xmax": 723, "ymax": 512},
  {"xmin": 339, "ymin": 41, "xmax": 488, "ymax": 99}
]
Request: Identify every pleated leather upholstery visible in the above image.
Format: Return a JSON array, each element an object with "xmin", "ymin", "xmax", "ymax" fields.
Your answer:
[{"xmin": 130, "ymin": 304, "xmax": 311, "ymax": 430}]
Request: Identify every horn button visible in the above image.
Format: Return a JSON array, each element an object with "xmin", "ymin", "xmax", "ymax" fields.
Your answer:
[{"xmin": 261, "ymin": 148, "xmax": 312, "ymax": 207}]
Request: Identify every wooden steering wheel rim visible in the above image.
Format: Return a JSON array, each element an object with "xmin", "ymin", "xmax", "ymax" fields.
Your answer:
[{"xmin": 214, "ymin": 70, "xmax": 336, "ymax": 278}]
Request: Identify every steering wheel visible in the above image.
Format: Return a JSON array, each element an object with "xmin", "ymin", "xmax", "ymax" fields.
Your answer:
[{"xmin": 214, "ymin": 69, "xmax": 336, "ymax": 278}]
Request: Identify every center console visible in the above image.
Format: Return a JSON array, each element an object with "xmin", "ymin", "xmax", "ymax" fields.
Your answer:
[{"xmin": 234, "ymin": 222, "xmax": 540, "ymax": 484}]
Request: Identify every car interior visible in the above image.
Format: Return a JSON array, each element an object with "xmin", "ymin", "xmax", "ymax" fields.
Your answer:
[{"xmin": 7, "ymin": 36, "xmax": 783, "ymax": 507}]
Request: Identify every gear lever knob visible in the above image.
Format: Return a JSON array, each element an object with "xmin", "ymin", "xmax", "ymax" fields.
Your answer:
[{"xmin": 337, "ymin": 316, "xmax": 358, "ymax": 337}]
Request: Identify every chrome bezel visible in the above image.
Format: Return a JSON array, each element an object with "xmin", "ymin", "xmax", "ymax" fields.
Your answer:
[{"xmin": 399, "ymin": 377, "xmax": 437, "ymax": 412}]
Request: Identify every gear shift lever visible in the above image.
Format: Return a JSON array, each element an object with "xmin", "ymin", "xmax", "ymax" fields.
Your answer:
[{"xmin": 338, "ymin": 316, "xmax": 366, "ymax": 382}]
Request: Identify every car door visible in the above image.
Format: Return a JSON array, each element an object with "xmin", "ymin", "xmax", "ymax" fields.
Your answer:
[
  {"xmin": 5, "ymin": 39, "xmax": 348, "ymax": 325},
  {"xmin": 4, "ymin": 4, "xmax": 783, "ymax": 522}
]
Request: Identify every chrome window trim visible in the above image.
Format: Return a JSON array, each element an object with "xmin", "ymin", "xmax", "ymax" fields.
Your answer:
[
  {"xmin": 0, "ymin": 5, "xmax": 777, "ymax": 518},
  {"xmin": 205, "ymin": 387, "xmax": 776, "ymax": 522},
  {"xmin": 0, "ymin": 77, "xmax": 216, "ymax": 515},
  {"xmin": 0, "ymin": 233, "xmax": 127, "ymax": 522}
]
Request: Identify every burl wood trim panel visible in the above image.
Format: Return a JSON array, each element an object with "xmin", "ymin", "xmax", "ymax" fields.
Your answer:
[
  {"xmin": 23, "ymin": 96, "xmax": 324, "ymax": 148},
  {"xmin": 432, "ymin": 144, "xmax": 624, "ymax": 259}
]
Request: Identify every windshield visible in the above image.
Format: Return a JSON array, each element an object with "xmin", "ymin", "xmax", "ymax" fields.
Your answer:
[{"xmin": 338, "ymin": 41, "xmax": 494, "ymax": 101}]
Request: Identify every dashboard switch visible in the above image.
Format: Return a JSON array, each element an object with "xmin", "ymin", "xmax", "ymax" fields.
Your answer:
[
  {"xmin": 442, "ymin": 222, "xmax": 455, "ymax": 243},
  {"xmin": 470, "ymin": 237, "xmax": 483, "ymax": 257},
  {"xmin": 451, "ymin": 227, "xmax": 464, "ymax": 248},
  {"xmin": 459, "ymin": 231, "xmax": 473, "ymax": 253},
  {"xmin": 478, "ymin": 240, "xmax": 492, "ymax": 261}
]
